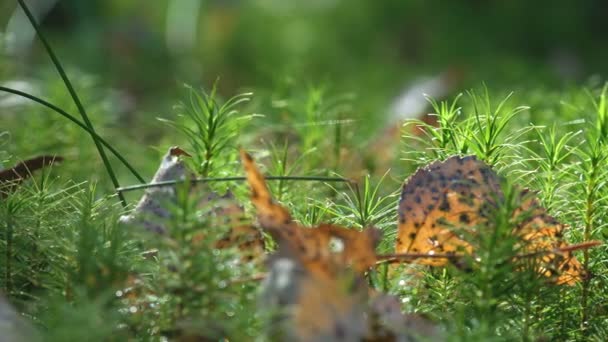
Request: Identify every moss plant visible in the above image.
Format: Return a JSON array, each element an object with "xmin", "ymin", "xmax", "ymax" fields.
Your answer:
[{"xmin": 1, "ymin": 4, "xmax": 607, "ymax": 338}]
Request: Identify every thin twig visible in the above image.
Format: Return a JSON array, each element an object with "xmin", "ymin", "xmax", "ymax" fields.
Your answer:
[
  {"xmin": 515, "ymin": 241, "xmax": 602, "ymax": 259},
  {"xmin": 116, "ymin": 175, "xmax": 354, "ymax": 193},
  {"xmin": 376, "ymin": 241, "xmax": 602, "ymax": 266},
  {"xmin": 375, "ymin": 252, "xmax": 462, "ymax": 265}
]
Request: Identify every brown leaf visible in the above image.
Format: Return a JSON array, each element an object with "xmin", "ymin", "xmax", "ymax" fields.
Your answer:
[
  {"xmin": 121, "ymin": 146, "xmax": 265, "ymax": 261},
  {"xmin": 260, "ymin": 245, "xmax": 371, "ymax": 341},
  {"xmin": 0, "ymin": 155, "xmax": 63, "ymax": 197},
  {"xmin": 396, "ymin": 155, "xmax": 599, "ymax": 284},
  {"xmin": 242, "ymin": 149, "xmax": 381, "ymax": 340},
  {"xmin": 240, "ymin": 149, "xmax": 380, "ymax": 278},
  {"xmin": 119, "ymin": 147, "xmax": 190, "ymax": 233}
]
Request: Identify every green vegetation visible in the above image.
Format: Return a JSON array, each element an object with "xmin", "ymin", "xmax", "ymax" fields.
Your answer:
[{"xmin": 1, "ymin": 1, "xmax": 607, "ymax": 341}]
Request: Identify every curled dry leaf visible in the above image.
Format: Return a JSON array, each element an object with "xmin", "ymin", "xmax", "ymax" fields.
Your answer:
[
  {"xmin": 241, "ymin": 149, "xmax": 382, "ymax": 340},
  {"xmin": 119, "ymin": 146, "xmax": 190, "ymax": 233},
  {"xmin": 243, "ymin": 149, "xmax": 442, "ymax": 341},
  {"xmin": 262, "ymin": 249, "xmax": 371, "ymax": 341},
  {"xmin": 0, "ymin": 155, "xmax": 63, "ymax": 198},
  {"xmin": 262, "ymin": 254, "xmax": 442, "ymax": 341},
  {"xmin": 120, "ymin": 146, "xmax": 265, "ymax": 260},
  {"xmin": 396, "ymin": 155, "xmax": 600, "ymax": 285},
  {"xmin": 240, "ymin": 149, "xmax": 380, "ymax": 278}
]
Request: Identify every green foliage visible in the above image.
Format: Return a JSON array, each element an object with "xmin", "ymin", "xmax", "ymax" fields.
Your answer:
[
  {"xmin": 2, "ymin": 4, "xmax": 608, "ymax": 339},
  {"xmin": 403, "ymin": 88, "xmax": 533, "ymax": 171},
  {"xmin": 395, "ymin": 85, "xmax": 608, "ymax": 341},
  {"xmin": 1, "ymin": 178, "xmax": 140, "ymax": 340},
  {"xmin": 325, "ymin": 172, "xmax": 398, "ymax": 253},
  {"xmin": 159, "ymin": 84, "xmax": 258, "ymax": 177},
  {"xmin": 122, "ymin": 185, "xmax": 261, "ymax": 340},
  {"xmin": 3, "ymin": 69, "xmax": 608, "ymax": 339}
]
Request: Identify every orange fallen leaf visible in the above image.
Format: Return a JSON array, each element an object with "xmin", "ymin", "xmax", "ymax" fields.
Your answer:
[
  {"xmin": 395, "ymin": 155, "xmax": 600, "ymax": 285},
  {"xmin": 240, "ymin": 149, "xmax": 379, "ymax": 278},
  {"xmin": 241, "ymin": 149, "xmax": 387, "ymax": 340}
]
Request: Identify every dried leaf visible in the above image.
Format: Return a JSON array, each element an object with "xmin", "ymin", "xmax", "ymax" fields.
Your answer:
[
  {"xmin": 0, "ymin": 155, "xmax": 63, "ymax": 198},
  {"xmin": 242, "ymin": 149, "xmax": 379, "ymax": 340},
  {"xmin": 121, "ymin": 147, "xmax": 265, "ymax": 262},
  {"xmin": 396, "ymin": 155, "xmax": 598, "ymax": 285},
  {"xmin": 240, "ymin": 149, "xmax": 379, "ymax": 277},
  {"xmin": 119, "ymin": 146, "xmax": 191, "ymax": 233},
  {"xmin": 260, "ymin": 246, "xmax": 370, "ymax": 341}
]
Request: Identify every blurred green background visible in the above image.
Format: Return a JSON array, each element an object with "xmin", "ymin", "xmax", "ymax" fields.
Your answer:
[
  {"xmin": 2, "ymin": 0, "xmax": 607, "ymax": 187},
  {"xmin": 3, "ymin": 1, "xmax": 607, "ymax": 100}
]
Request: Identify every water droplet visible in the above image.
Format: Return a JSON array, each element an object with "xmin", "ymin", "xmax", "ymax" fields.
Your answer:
[{"xmin": 329, "ymin": 237, "xmax": 345, "ymax": 253}]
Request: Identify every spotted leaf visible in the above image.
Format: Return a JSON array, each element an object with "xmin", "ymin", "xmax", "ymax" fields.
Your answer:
[{"xmin": 396, "ymin": 155, "xmax": 598, "ymax": 285}]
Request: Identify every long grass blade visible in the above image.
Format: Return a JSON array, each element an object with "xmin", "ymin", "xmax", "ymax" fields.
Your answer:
[
  {"xmin": 0, "ymin": 86, "xmax": 145, "ymax": 183},
  {"xmin": 17, "ymin": 0, "xmax": 127, "ymax": 206}
]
